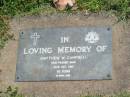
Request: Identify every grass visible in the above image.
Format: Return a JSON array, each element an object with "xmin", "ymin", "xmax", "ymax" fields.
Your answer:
[
  {"xmin": 0, "ymin": 86, "xmax": 24, "ymax": 97},
  {"xmin": 0, "ymin": 0, "xmax": 130, "ymax": 49},
  {"xmin": 77, "ymin": 0, "xmax": 130, "ymax": 21},
  {"xmin": 80, "ymin": 91, "xmax": 130, "ymax": 97},
  {"xmin": 77, "ymin": 0, "xmax": 104, "ymax": 12},
  {"xmin": 0, "ymin": 0, "xmax": 130, "ymax": 19},
  {"xmin": 0, "ymin": 86, "xmax": 130, "ymax": 97},
  {"xmin": 0, "ymin": 16, "xmax": 13, "ymax": 49},
  {"xmin": 0, "ymin": 0, "xmax": 53, "ymax": 17}
]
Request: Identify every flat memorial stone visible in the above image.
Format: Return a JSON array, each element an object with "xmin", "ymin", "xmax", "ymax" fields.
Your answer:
[{"xmin": 16, "ymin": 27, "xmax": 112, "ymax": 81}]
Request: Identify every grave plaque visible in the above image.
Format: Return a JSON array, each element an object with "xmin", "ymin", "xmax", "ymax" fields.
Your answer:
[{"xmin": 16, "ymin": 27, "xmax": 112, "ymax": 81}]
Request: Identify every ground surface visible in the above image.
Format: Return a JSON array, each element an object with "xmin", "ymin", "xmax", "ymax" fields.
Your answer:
[{"xmin": 0, "ymin": 13, "xmax": 130, "ymax": 97}]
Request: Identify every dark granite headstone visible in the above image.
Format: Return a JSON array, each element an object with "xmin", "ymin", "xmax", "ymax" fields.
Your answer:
[{"xmin": 16, "ymin": 27, "xmax": 112, "ymax": 81}]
